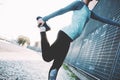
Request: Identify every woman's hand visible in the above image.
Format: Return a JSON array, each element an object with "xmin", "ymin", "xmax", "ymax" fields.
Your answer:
[
  {"xmin": 36, "ymin": 16, "xmax": 45, "ymax": 27},
  {"xmin": 37, "ymin": 18, "xmax": 45, "ymax": 27}
]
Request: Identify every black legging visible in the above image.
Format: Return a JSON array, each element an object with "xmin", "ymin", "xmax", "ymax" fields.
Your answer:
[{"xmin": 40, "ymin": 30, "xmax": 72, "ymax": 78}]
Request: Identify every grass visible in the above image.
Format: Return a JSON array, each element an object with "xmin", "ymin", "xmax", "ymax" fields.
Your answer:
[{"xmin": 63, "ymin": 64, "xmax": 79, "ymax": 80}]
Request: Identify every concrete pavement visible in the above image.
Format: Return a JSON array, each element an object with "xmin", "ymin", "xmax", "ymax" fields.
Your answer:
[{"xmin": 0, "ymin": 40, "xmax": 79, "ymax": 80}]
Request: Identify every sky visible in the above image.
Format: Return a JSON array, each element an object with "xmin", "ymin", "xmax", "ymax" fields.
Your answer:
[{"xmin": 0, "ymin": 0, "xmax": 97, "ymax": 45}]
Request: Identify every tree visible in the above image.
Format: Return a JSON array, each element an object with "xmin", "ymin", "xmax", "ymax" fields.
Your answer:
[{"xmin": 17, "ymin": 35, "xmax": 30, "ymax": 46}]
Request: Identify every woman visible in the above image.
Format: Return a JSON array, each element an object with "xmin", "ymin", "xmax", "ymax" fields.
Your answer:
[{"xmin": 36, "ymin": 0, "xmax": 120, "ymax": 80}]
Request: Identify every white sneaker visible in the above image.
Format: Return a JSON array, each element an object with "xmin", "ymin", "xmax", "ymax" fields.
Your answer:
[{"xmin": 39, "ymin": 27, "xmax": 46, "ymax": 32}]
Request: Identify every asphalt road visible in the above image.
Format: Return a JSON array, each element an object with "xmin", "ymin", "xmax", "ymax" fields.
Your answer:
[{"xmin": 0, "ymin": 40, "xmax": 78, "ymax": 80}]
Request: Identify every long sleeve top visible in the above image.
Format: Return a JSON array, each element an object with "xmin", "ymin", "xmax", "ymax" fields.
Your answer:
[{"xmin": 42, "ymin": 1, "xmax": 120, "ymax": 40}]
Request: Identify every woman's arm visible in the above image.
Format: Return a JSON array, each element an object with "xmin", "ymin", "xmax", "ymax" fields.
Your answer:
[
  {"xmin": 42, "ymin": 1, "xmax": 84, "ymax": 21},
  {"xmin": 91, "ymin": 11, "xmax": 120, "ymax": 27}
]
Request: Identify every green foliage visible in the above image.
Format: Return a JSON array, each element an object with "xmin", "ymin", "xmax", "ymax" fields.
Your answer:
[
  {"xmin": 63, "ymin": 64, "xmax": 79, "ymax": 80},
  {"xmin": 17, "ymin": 35, "xmax": 30, "ymax": 46}
]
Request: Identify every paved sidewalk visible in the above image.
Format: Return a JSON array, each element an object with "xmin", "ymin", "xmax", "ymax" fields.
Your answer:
[{"xmin": 0, "ymin": 40, "xmax": 79, "ymax": 80}]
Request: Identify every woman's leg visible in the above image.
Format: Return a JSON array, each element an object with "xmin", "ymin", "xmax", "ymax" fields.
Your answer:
[
  {"xmin": 48, "ymin": 31, "xmax": 72, "ymax": 80},
  {"xmin": 40, "ymin": 32, "xmax": 53, "ymax": 62},
  {"xmin": 40, "ymin": 30, "xmax": 72, "ymax": 80}
]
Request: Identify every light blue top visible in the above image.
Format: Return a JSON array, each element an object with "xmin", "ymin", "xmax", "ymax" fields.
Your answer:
[
  {"xmin": 42, "ymin": 1, "xmax": 120, "ymax": 40},
  {"xmin": 61, "ymin": 5, "xmax": 91, "ymax": 40}
]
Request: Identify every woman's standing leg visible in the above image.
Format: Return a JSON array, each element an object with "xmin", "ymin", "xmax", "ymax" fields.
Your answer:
[
  {"xmin": 48, "ymin": 44, "xmax": 70, "ymax": 80},
  {"xmin": 48, "ymin": 31, "xmax": 72, "ymax": 80}
]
